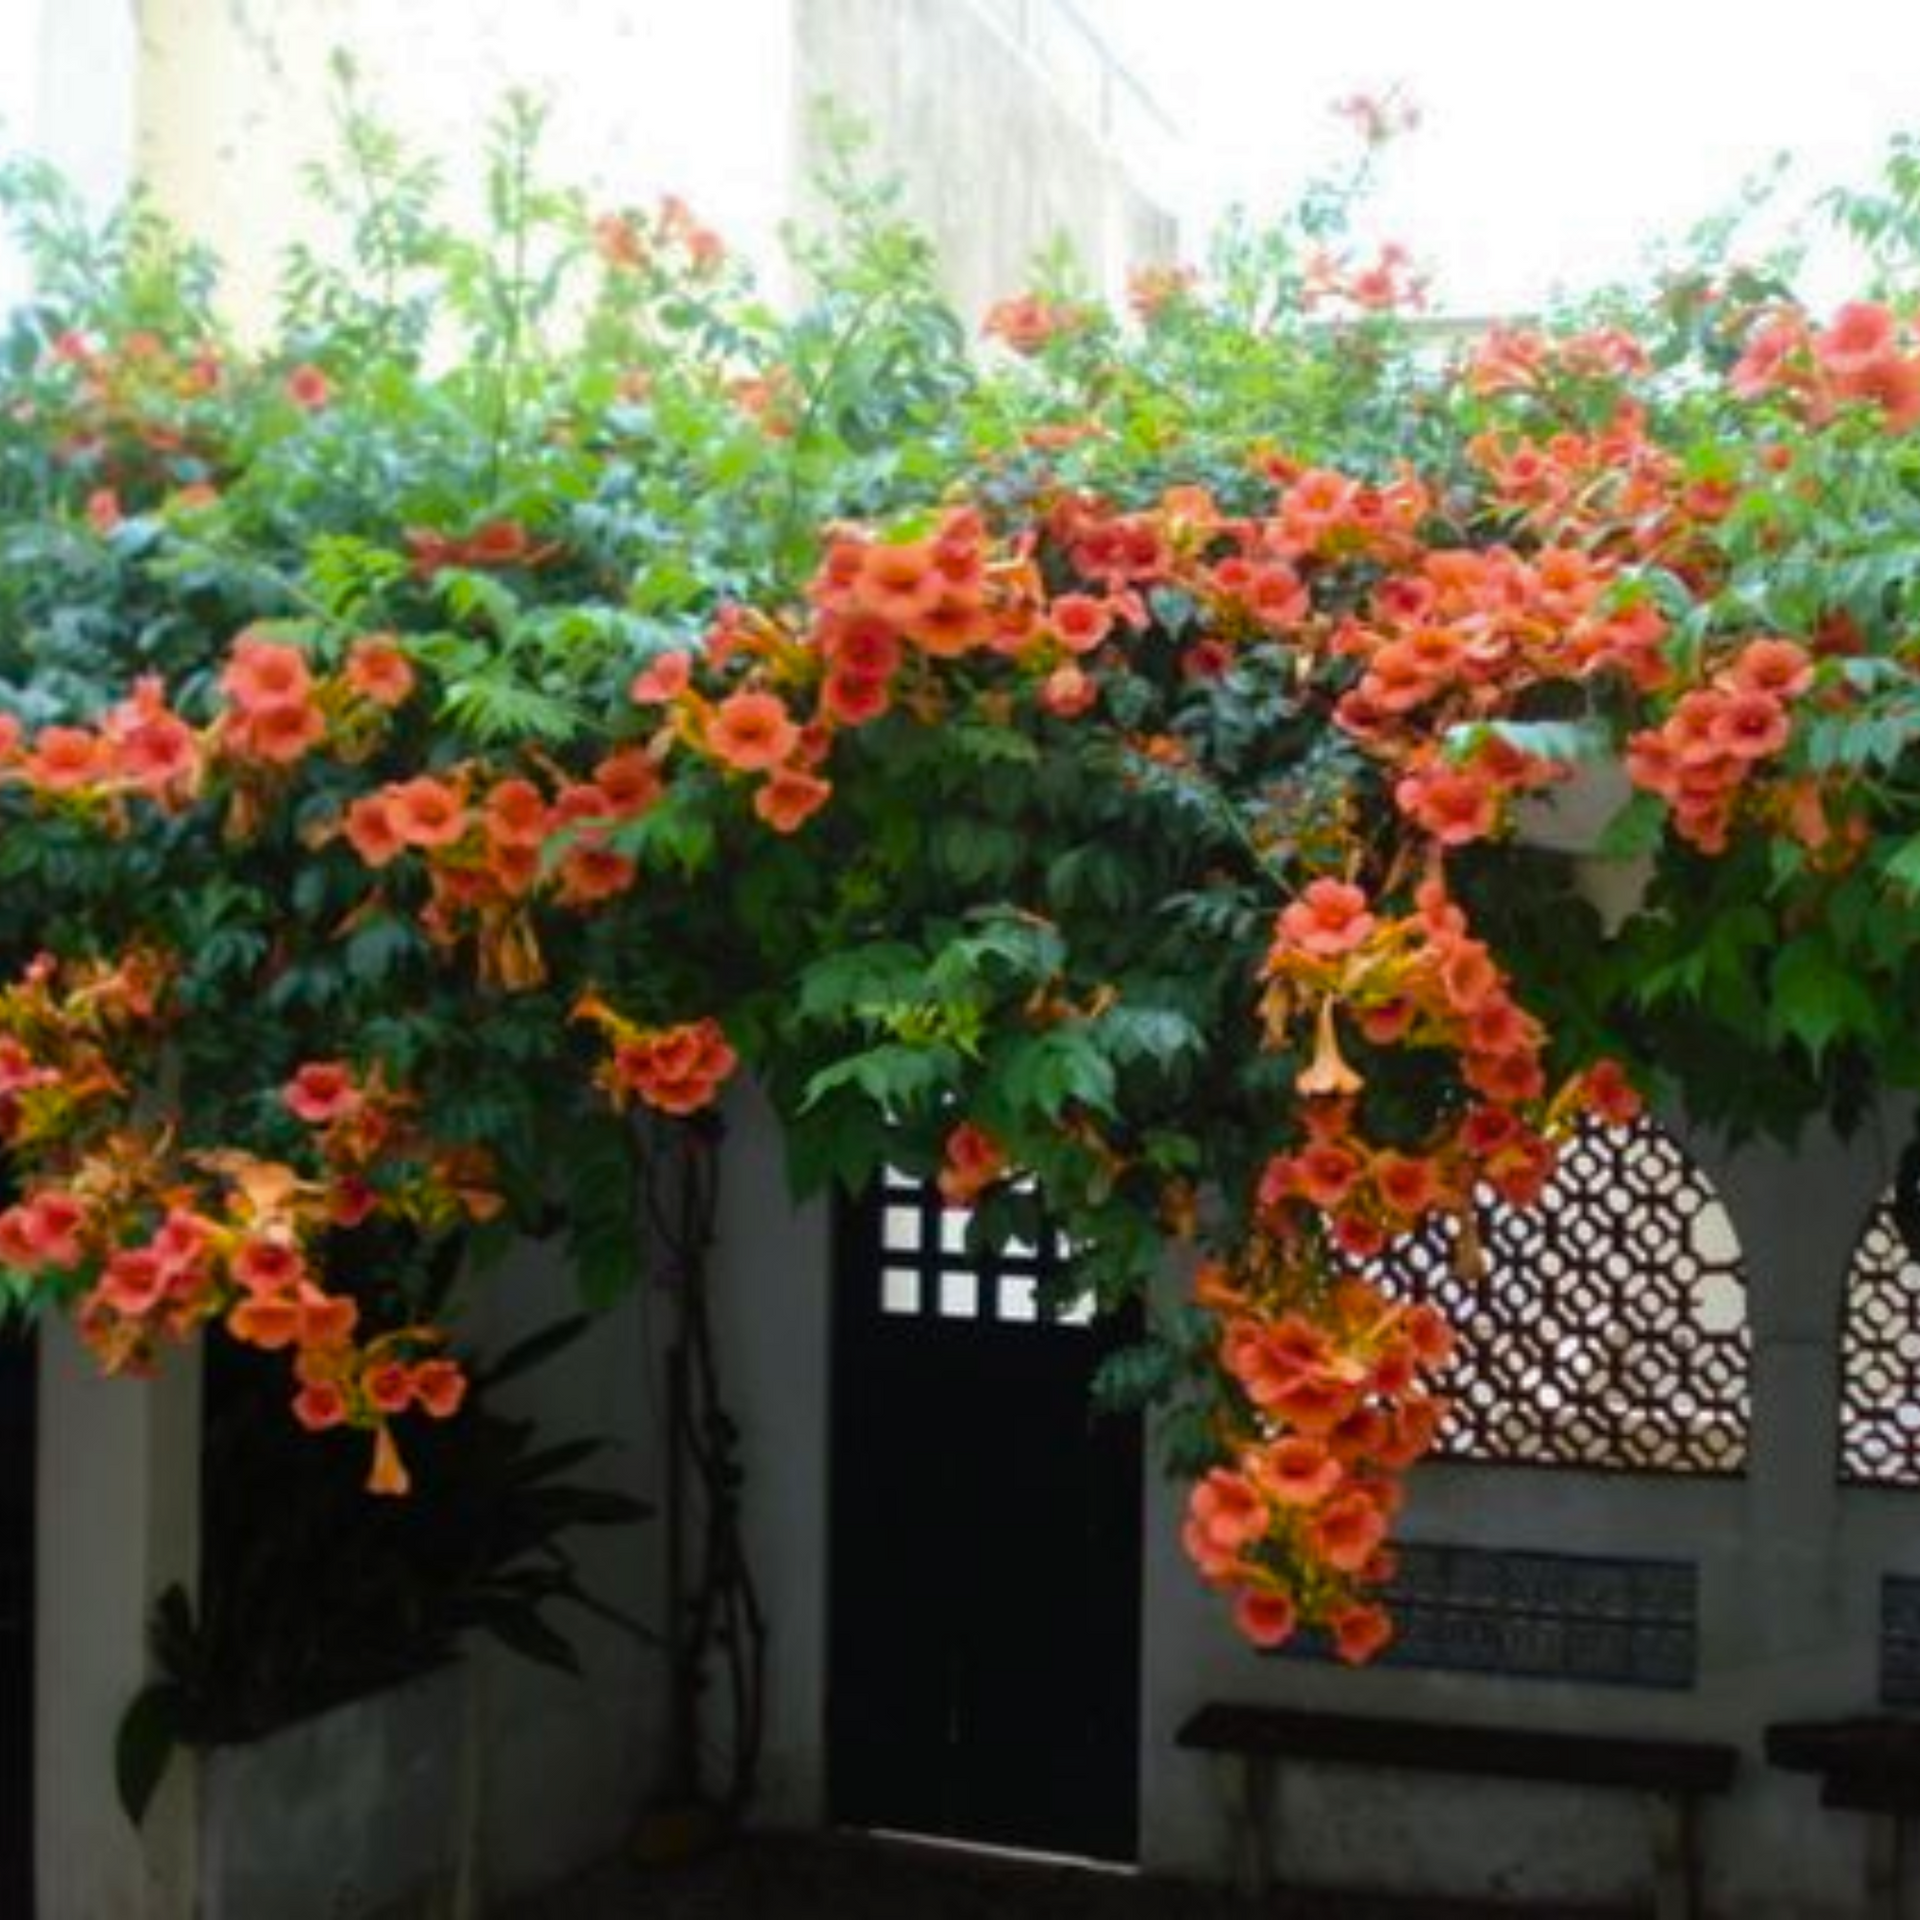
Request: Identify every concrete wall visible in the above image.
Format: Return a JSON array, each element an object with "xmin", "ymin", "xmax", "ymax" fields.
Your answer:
[
  {"xmin": 700, "ymin": 1092, "xmax": 1920, "ymax": 1919},
  {"xmin": 707, "ymin": 1083, "xmax": 836, "ymax": 1829},
  {"xmin": 1139, "ymin": 1113, "xmax": 1915, "ymax": 1920},
  {"xmin": 792, "ymin": 0, "xmax": 1178, "ymax": 319},
  {"xmin": 461, "ymin": 1237, "xmax": 666, "ymax": 1906},
  {"xmin": 126, "ymin": 0, "xmax": 1176, "ymax": 330},
  {"xmin": 35, "ymin": 1336, "xmax": 199, "ymax": 1920},
  {"xmin": 132, "ymin": 0, "xmax": 799, "ymax": 325},
  {"xmin": 458, "ymin": 1082, "xmax": 833, "ymax": 1897}
]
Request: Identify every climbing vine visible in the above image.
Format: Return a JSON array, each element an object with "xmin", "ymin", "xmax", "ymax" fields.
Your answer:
[{"xmin": 9, "ymin": 96, "xmax": 1920, "ymax": 1659}]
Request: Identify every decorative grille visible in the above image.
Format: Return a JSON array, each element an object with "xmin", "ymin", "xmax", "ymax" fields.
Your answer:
[
  {"xmin": 1839, "ymin": 1197, "xmax": 1920, "ymax": 1488},
  {"xmin": 870, "ymin": 1167, "xmax": 1092, "ymax": 1328},
  {"xmin": 1274, "ymin": 1543, "xmax": 1699, "ymax": 1688},
  {"xmin": 1372, "ymin": 1117, "xmax": 1751, "ymax": 1474}
]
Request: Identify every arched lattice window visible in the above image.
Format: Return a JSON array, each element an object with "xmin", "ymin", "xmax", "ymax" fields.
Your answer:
[
  {"xmin": 1374, "ymin": 1117, "xmax": 1752, "ymax": 1474},
  {"xmin": 1839, "ymin": 1196, "xmax": 1920, "ymax": 1487}
]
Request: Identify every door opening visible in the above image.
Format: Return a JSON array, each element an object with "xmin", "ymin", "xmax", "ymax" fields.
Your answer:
[{"xmin": 828, "ymin": 1170, "xmax": 1141, "ymax": 1861}]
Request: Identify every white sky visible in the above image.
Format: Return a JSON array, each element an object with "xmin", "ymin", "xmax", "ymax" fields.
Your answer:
[{"xmin": 1080, "ymin": 0, "xmax": 1920, "ymax": 313}]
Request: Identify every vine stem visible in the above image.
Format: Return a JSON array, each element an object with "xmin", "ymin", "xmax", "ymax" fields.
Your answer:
[{"xmin": 647, "ymin": 1113, "xmax": 767, "ymax": 1821}]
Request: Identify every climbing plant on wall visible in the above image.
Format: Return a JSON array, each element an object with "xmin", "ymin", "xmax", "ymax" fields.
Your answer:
[{"xmin": 8, "ymin": 90, "xmax": 1920, "ymax": 1661}]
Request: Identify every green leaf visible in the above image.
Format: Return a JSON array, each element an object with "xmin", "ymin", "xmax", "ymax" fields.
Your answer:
[
  {"xmin": 476, "ymin": 1314, "xmax": 592, "ymax": 1390},
  {"xmin": 1768, "ymin": 936, "xmax": 1882, "ymax": 1064},
  {"xmin": 951, "ymin": 721, "xmax": 1041, "ymax": 767},
  {"xmin": 474, "ymin": 1600, "xmax": 582, "ymax": 1674},
  {"xmin": 1093, "ymin": 1004, "xmax": 1203, "ymax": 1069},
  {"xmin": 1884, "ymin": 831, "xmax": 1920, "ymax": 897},
  {"xmin": 801, "ymin": 1042, "xmax": 961, "ymax": 1113},
  {"xmin": 611, "ymin": 786, "xmax": 717, "ymax": 879},
  {"xmin": 116, "ymin": 1681, "xmax": 187, "ymax": 1828},
  {"xmin": 1460, "ymin": 719, "xmax": 1611, "ymax": 765},
  {"xmin": 343, "ymin": 915, "xmax": 424, "ymax": 984},
  {"xmin": 796, "ymin": 943, "xmax": 928, "ymax": 1023},
  {"xmin": 931, "ymin": 815, "xmax": 1023, "ymax": 887},
  {"xmin": 1091, "ymin": 1339, "xmax": 1179, "ymax": 1412},
  {"xmin": 440, "ymin": 673, "xmax": 581, "ymax": 745},
  {"xmin": 562, "ymin": 1119, "xmax": 643, "ymax": 1308},
  {"xmin": 998, "ymin": 1028, "xmax": 1117, "ymax": 1120}
]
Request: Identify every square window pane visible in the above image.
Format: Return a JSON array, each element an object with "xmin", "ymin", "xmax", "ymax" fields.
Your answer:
[
  {"xmin": 941, "ymin": 1211, "xmax": 971, "ymax": 1255},
  {"xmin": 881, "ymin": 1268, "xmax": 921, "ymax": 1316},
  {"xmin": 1000, "ymin": 1276, "xmax": 1040, "ymax": 1323},
  {"xmin": 883, "ymin": 1207, "xmax": 922, "ymax": 1251},
  {"xmin": 939, "ymin": 1271, "xmax": 979, "ymax": 1318}
]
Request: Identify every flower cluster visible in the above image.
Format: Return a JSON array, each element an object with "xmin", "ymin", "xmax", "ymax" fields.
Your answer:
[
  {"xmin": 341, "ymin": 752, "xmax": 656, "ymax": 984},
  {"xmin": 573, "ymin": 998, "xmax": 739, "ymax": 1117},
  {"xmin": 1731, "ymin": 300, "xmax": 1920, "ymax": 433},
  {"xmin": 1623, "ymin": 637, "xmax": 1816, "ymax": 852},
  {"xmin": 1187, "ymin": 1255, "xmax": 1454, "ymax": 1660},
  {"xmin": 0, "ymin": 952, "xmax": 476, "ymax": 1491},
  {"xmin": 982, "ymin": 293, "xmax": 1093, "ymax": 356}
]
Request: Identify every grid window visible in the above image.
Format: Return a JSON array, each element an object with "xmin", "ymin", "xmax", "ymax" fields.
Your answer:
[{"xmin": 864, "ymin": 1170, "xmax": 1088, "ymax": 1328}]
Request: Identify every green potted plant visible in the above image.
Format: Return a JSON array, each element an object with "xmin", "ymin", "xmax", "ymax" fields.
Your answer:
[{"xmin": 118, "ymin": 1303, "xmax": 647, "ymax": 1919}]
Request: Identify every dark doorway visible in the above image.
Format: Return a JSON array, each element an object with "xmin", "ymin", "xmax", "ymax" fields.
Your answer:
[
  {"xmin": 0, "ymin": 1323, "xmax": 33, "ymax": 1915},
  {"xmin": 828, "ymin": 1171, "xmax": 1142, "ymax": 1862}
]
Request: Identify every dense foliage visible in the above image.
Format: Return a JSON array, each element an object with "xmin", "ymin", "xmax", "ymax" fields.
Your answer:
[{"xmin": 8, "ymin": 91, "xmax": 1920, "ymax": 1658}]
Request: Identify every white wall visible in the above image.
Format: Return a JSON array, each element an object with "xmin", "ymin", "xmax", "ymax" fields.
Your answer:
[
  {"xmin": 793, "ymin": 0, "xmax": 1177, "ymax": 319},
  {"xmin": 18, "ymin": 13, "xmax": 176, "ymax": 1914},
  {"xmin": 134, "ymin": 0, "xmax": 798, "ymax": 324},
  {"xmin": 702, "ymin": 1096, "xmax": 1920, "ymax": 1918},
  {"xmin": 707, "ymin": 1083, "xmax": 835, "ymax": 1830},
  {"xmin": 463, "ymin": 1236, "xmax": 666, "ymax": 1905},
  {"xmin": 127, "ymin": 0, "xmax": 1176, "ymax": 332},
  {"xmin": 456, "ymin": 1084, "xmax": 831, "ymax": 1901},
  {"xmin": 35, "ymin": 1335, "xmax": 198, "ymax": 1920}
]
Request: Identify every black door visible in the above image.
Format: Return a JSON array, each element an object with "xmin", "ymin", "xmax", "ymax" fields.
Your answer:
[
  {"xmin": 0, "ymin": 1323, "xmax": 32, "ymax": 1915},
  {"xmin": 829, "ymin": 1170, "xmax": 1141, "ymax": 1861}
]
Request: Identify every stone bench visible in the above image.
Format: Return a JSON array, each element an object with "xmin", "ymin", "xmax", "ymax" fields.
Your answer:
[
  {"xmin": 1177, "ymin": 1701, "xmax": 1738, "ymax": 1918},
  {"xmin": 1766, "ymin": 1716, "xmax": 1920, "ymax": 1920}
]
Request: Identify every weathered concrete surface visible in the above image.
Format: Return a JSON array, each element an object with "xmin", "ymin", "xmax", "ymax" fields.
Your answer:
[
  {"xmin": 1138, "ymin": 1115, "xmax": 1909, "ymax": 1920},
  {"xmin": 35, "ymin": 1333, "xmax": 199, "ymax": 1920},
  {"xmin": 196, "ymin": 1667, "xmax": 462, "ymax": 1920},
  {"xmin": 129, "ymin": 0, "xmax": 1176, "ymax": 329},
  {"xmin": 793, "ymin": 0, "xmax": 1178, "ymax": 319},
  {"xmin": 133, "ymin": 0, "xmax": 799, "ymax": 324}
]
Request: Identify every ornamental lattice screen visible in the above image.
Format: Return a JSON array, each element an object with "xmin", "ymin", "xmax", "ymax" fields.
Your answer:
[
  {"xmin": 1370, "ymin": 1117, "xmax": 1752, "ymax": 1475},
  {"xmin": 1838, "ymin": 1197, "xmax": 1920, "ymax": 1487}
]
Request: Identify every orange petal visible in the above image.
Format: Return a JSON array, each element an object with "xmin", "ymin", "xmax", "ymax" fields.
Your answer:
[
  {"xmin": 367, "ymin": 1424, "xmax": 411, "ymax": 1497},
  {"xmin": 1297, "ymin": 998, "xmax": 1364, "ymax": 1098}
]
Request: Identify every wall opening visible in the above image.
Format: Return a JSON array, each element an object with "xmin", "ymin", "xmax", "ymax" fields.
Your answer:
[
  {"xmin": 1372, "ymin": 1116, "xmax": 1752, "ymax": 1474},
  {"xmin": 1839, "ymin": 1191, "xmax": 1920, "ymax": 1487},
  {"xmin": 828, "ymin": 1169, "xmax": 1141, "ymax": 1862}
]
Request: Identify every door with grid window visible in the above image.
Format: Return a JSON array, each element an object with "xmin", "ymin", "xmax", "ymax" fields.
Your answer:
[
  {"xmin": 0, "ymin": 1324, "xmax": 32, "ymax": 1914},
  {"xmin": 828, "ymin": 1170, "xmax": 1141, "ymax": 1861}
]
